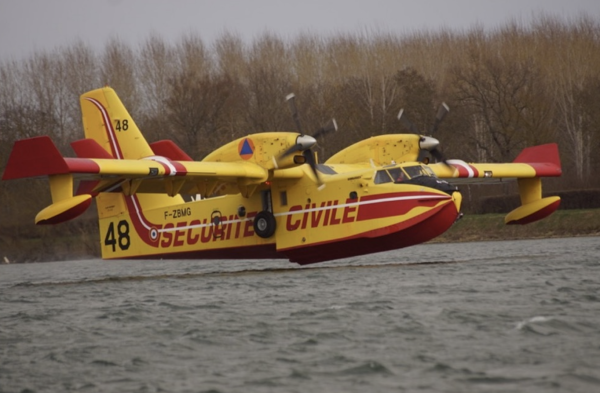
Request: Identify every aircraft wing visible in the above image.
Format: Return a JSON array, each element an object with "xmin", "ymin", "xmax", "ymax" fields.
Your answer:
[
  {"xmin": 427, "ymin": 143, "xmax": 562, "ymax": 183},
  {"xmin": 2, "ymin": 136, "xmax": 269, "ymax": 197},
  {"xmin": 426, "ymin": 143, "xmax": 562, "ymax": 225}
]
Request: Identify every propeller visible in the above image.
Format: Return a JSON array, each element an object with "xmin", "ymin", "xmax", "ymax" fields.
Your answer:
[
  {"xmin": 397, "ymin": 108, "xmax": 419, "ymax": 134},
  {"xmin": 397, "ymin": 103, "xmax": 449, "ymax": 164},
  {"xmin": 282, "ymin": 93, "xmax": 337, "ymax": 185},
  {"xmin": 429, "ymin": 102, "xmax": 450, "ymax": 135}
]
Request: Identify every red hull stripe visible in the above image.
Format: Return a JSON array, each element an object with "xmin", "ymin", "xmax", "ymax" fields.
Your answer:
[
  {"xmin": 274, "ymin": 192, "xmax": 450, "ymax": 222},
  {"xmin": 357, "ymin": 193, "xmax": 446, "ymax": 221},
  {"xmin": 124, "ymin": 195, "xmax": 161, "ymax": 246},
  {"xmin": 282, "ymin": 199, "xmax": 459, "ymax": 264},
  {"xmin": 278, "ymin": 199, "xmax": 450, "ymax": 254}
]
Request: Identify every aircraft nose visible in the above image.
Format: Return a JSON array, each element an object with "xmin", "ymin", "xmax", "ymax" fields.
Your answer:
[{"xmin": 296, "ymin": 135, "xmax": 317, "ymax": 150}]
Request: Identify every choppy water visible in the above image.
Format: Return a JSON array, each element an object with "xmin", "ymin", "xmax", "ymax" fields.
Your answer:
[{"xmin": 1, "ymin": 236, "xmax": 600, "ymax": 393}]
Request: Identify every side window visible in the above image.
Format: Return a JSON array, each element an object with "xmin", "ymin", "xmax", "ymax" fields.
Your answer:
[
  {"xmin": 374, "ymin": 170, "xmax": 392, "ymax": 184},
  {"xmin": 388, "ymin": 168, "xmax": 406, "ymax": 182},
  {"xmin": 404, "ymin": 166, "xmax": 426, "ymax": 178},
  {"xmin": 423, "ymin": 166, "xmax": 436, "ymax": 176}
]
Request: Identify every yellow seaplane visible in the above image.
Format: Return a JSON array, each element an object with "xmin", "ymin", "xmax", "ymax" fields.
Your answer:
[{"xmin": 2, "ymin": 87, "xmax": 562, "ymax": 264}]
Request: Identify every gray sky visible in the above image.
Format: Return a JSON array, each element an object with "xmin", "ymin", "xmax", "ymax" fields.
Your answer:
[{"xmin": 1, "ymin": 0, "xmax": 599, "ymax": 60}]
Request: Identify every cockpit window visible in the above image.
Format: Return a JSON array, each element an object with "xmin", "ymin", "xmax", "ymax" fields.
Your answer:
[
  {"xmin": 403, "ymin": 165, "xmax": 430, "ymax": 179},
  {"xmin": 374, "ymin": 170, "xmax": 392, "ymax": 184},
  {"xmin": 388, "ymin": 168, "xmax": 406, "ymax": 182},
  {"xmin": 375, "ymin": 165, "xmax": 435, "ymax": 184},
  {"xmin": 424, "ymin": 166, "xmax": 436, "ymax": 176}
]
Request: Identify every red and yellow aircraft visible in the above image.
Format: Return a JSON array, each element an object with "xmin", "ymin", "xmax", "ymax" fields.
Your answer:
[{"xmin": 2, "ymin": 87, "xmax": 561, "ymax": 264}]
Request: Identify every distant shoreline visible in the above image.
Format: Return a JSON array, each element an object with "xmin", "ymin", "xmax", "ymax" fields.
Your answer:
[{"xmin": 432, "ymin": 209, "xmax": 600, "ymax": 244}]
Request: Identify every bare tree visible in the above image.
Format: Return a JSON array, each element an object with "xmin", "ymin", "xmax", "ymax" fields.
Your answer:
[
  {"xmin": 452, "ymin": 51, "xmax": 553, "ymax": 162},
  {"xmin": 395, "ymin": 67, "xmax": 437, "ymax": 132},
  {"xmin": 137, "ymin": 34, "xmax": 177, "ymax": 116},
  {"xmin": 244, "ymin": 33, "xmax": 292, "ymax": 132},
  {"xmin": 100, "ymin": 37, "xmax": 138, "ymax": 113},
  {"xmin": 164, "ymin": 72, "xmax": 237, "ymax": 158}
]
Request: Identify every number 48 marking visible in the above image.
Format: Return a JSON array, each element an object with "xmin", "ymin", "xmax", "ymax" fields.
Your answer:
[
  {"xmin": 115, "ymin": 119, "xmax": 129, "ymax": 131},
  {"xmin": 105, "ymin": 220, "xmax": 131, "ymax": 252}
]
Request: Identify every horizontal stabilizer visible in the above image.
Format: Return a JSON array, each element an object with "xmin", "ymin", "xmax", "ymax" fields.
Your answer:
[
  {"xmin": 150, "ymin": 140, "xmax": 193, "ymax": 161},
  {"xmin": 2, "ymin": 136, "xmax": 69, "ymax": 180},
  {"xmin": 71, "ymin": 138, "xmax": 113, "ymax": 159}
]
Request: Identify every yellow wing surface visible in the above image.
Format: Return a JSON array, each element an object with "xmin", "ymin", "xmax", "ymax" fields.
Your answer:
[
  {"xmin": 2, "ymin": 87, "xmax": 306, "ymax": 225},
  {"xmin": 325, "ymin": 135, "xmax": 562, "ymax": 225},
  {"xmin": 427, "ymin": 143, "xmax": 562, "ymax": 225}
]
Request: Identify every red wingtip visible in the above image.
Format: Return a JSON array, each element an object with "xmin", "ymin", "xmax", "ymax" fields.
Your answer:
[
  {"xmin": 513, "ymin": 143, "xmax": 562, "ymax": 177},
  {"xmin": 2, "ymin": 136, "xmax": 69, "ymax": 180},
  {"xmin": 513, "ymin": 143, "xmax": 561, "ymax": 167}
]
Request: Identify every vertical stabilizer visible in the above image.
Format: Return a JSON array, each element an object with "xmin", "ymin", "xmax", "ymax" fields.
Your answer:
[
  {"xmin": 80, "ymin": 87, "xmax": 184, "ymax": 236},
  {"xmin": 80, "ymin": 87, "xmax": 154, "ymax": 160}
]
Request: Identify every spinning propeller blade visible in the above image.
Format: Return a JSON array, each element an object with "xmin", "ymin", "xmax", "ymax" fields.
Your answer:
[
  {"xmin": 286, "ymin": 93, "xmax": 303, "ymax": 135},
  {"xmin": 282, "ymin": 93, "xmax": 338, "ymax": 186},
  {"xmin": 397, "ymin": 108, "xmax": 419, "ymax": 134},
  {"xmin": 398, "ymin": 103, "xmax": 450, "ymax": 164},
  {"xmin": 312, "ymin": 118, "xmax": 338, "ymax": 140},
  {"xmin": 429, "ymin": 102, "xmax": 449, "ymax": 135}
]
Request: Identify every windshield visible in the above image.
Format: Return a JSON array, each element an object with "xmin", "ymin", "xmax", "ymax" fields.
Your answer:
[
  {"xmin": 388, "ymin": 168, "xmax": 406, "ymax": 182},
  {"xmin": 403, "ymin": 165, "xmax": 430, "ymax": 179},
  {"xmin": 374, "ymin": 165, "xmax": 435, "ymax": 184},
  {"xmin": 374, "ymin": 170, "xmax": 392, "ymax": 184}
]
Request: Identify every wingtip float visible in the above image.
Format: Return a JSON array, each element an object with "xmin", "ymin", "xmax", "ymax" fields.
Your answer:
[{"xmin": 2, "ymin": 87, "xmax": 561, "ymax": 264}]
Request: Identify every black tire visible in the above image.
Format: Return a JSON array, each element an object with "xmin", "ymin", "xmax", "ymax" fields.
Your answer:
[{"xmin": 253, "ymin": 211, "xmax": 276, "ymax": 238}]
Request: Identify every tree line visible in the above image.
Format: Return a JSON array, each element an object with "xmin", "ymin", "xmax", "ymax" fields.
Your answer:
[{"xmin": 1, "ymin": 15, "xmax": 599, "ymax": 261}]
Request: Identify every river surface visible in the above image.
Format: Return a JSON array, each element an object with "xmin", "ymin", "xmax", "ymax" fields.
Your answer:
[{"xmin": 1, "ymin": 236, "xmax": 600, "ymax": 393}]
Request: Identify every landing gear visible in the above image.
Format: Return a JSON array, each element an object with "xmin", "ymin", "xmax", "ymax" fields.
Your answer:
[
  {"xmin": 254, "ymin": 190, "xmax": 277, "ymax": 238},
  {"xmin": 254, "ymin": 211, "xmax": 276, "ymax": 238}
]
